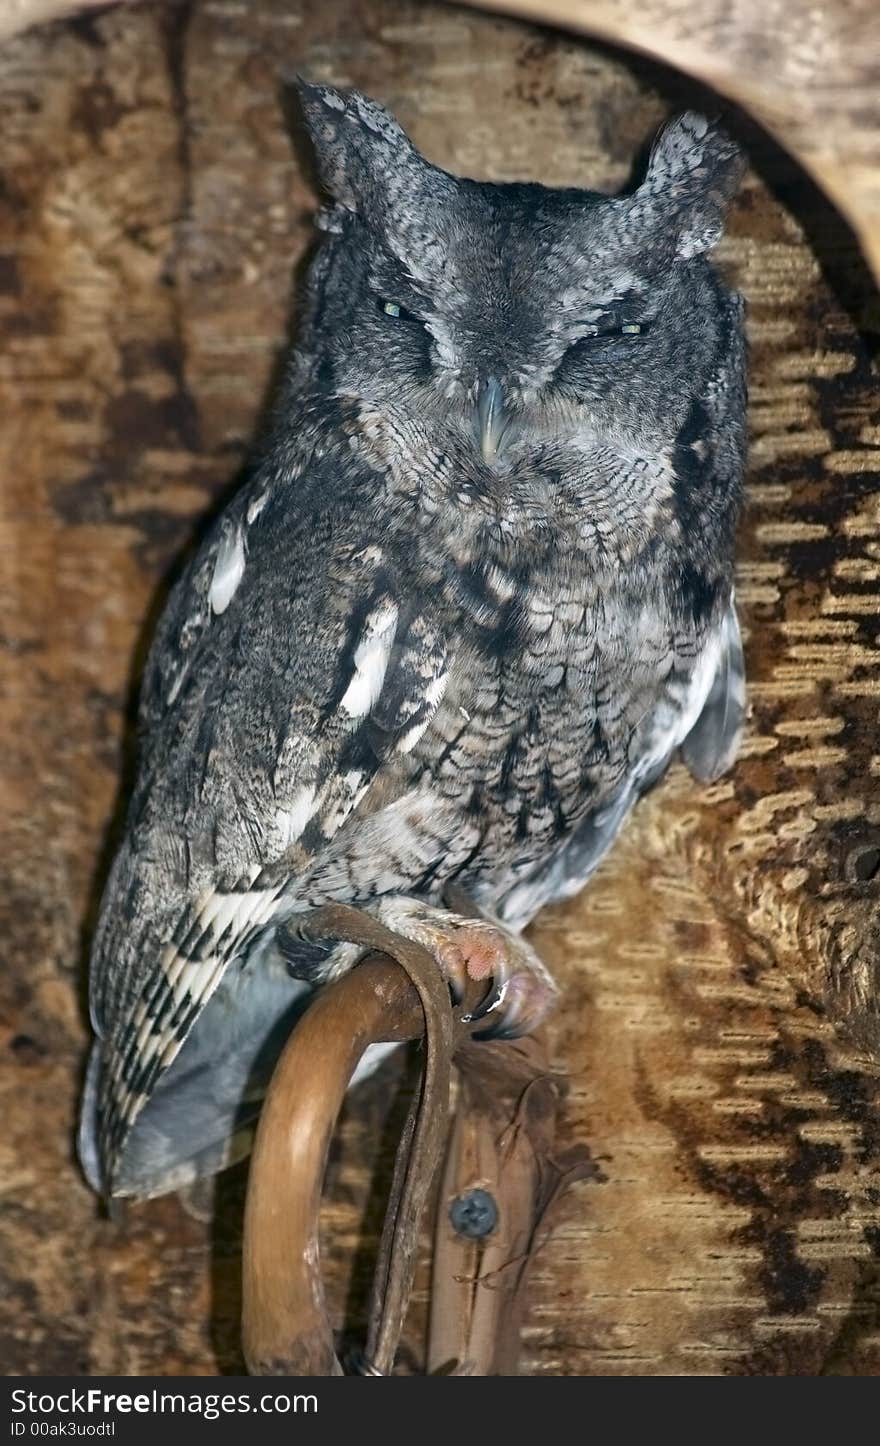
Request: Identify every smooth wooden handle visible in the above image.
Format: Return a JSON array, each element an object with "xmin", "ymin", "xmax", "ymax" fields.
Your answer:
[{"xmin": 242, "ymin": 954, "xmax": 425, "ymax": 1375}]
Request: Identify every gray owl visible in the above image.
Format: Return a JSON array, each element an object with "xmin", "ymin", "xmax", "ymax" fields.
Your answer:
[{"xmin": 80, "ymin": 84, "xmax": 748, "ymax": 1201}]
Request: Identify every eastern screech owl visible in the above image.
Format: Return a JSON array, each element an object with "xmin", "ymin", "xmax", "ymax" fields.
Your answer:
[{"xmin": 80, "ymin": 83, "xmax": 747, "ymax": 1200}]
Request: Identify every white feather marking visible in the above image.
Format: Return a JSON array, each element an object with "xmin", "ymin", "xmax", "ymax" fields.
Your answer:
[
  {"xmin": 167, "ymin": 964, "xmax": 195, "ymax": 1007},
  {"xmin": 208, "ymin": 888, "xmax": 268, "ymax": 944},
  {"xmin": 178, "ymin": 952, "xmax": 222, "ymax": 1007},
  {"xmin": 427, "ymin": 318, "xmax": 458, "ymax": 369},
  {"xmin": 485, "ymin": 564, "xmax": 516, "ymax": 602},
  {"xmin": 676, "ymin": 631, "xmax": 724, "ymax": 741},
  {"xmin": 246, "ymin": 491, "xmax": 269, "ymax": 525},
  {"xmin": 277, "ymin": 783, "xmax": 318, "ymax": 846},
  {"xmin": 163, "ymin": 946, "xmax": 188, "ymax": 997},
  {"xmin": 135, "ymin": 1010, "xmax": 159, "ymax": 1057},
  {"xmin": 209, "ymin": 528, "xmax": 246, "ymax": 615},
  {"xmin": 158, "ymin": 864, "xmax": 275, "ymax": 1006},
  {"xmin": 129, "ymin": 1000, "xmax": 153, "ymax": 1059},
  {"xmin": 397, "ymin": 716, "xmax": 432, "ymax": 754},
  {"xmin": 245, "ymin": 884, "xmax": 285, "ymax": 932},
  {"xmin": 397, "ymin": 670, "xmax": 448, "ymax": 754},
  {"xmin": 320, "ymin": 765, "xmax": 373, "ymax": 835},
  {"xmin": 339, "ymin": 600, "xmax": 399, "ymax": 718},
  {"xmin": 424, "ymin": 671, "xmax": 449, "ymax": 710},
  {"xmin": 640, "ymin": 628, "xmax": 724, "ymax": 779},
  {"xmin": 166, "ymin": 668, "xmax": 186, "ymax": 706},
  {"xmin": 160, "ymin": 1036, "xmax": 182, "ymax": 1068},
  {"xmin": 247, "ymin": 881, "xmax": 288, "ymax": 936},
  {"xmin": 138, "ymin": 885, "xmax": 285, "ymax": 1054},
  {"xmin": 194, "ymin": 886, "xmax": 227, "ymax": 931}
]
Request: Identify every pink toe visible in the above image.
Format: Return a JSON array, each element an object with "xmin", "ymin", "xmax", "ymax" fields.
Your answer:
[{"xmin": 463, "ymin": 930, "xmax": 505, "ymax": 982}]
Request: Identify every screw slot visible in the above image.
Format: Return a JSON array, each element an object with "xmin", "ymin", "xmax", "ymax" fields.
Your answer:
[{"xmin": 449, "ymin": 1188, "xmax": 498, "ymax": 1238}]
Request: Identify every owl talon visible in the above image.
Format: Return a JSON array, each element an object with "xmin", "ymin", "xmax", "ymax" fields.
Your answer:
[
  {"xmin": 370, "ymin": 897, "xmax": 558, "ymax": 1041},
  {"xmin": 436, "ymin": 939, "xmax": 469, "ymax": 1005},
  {"xmin": 470, "ymin": 969, "xmax": 558, "ymax": 1040},
  {"xmin": 445, "ymin": 974, "xmax": 468, "ymax": 1008},
  {"xmin": 464, "ymin": 975, "xmax": 507, "ymax": 1022}
]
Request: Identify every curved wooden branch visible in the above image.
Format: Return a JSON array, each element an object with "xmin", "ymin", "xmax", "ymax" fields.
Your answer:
[
  {"xmin": 241, "ymin": 905, "xmax": 461, "ymax": 1376},
  {"xmin": 429, "ymin": 1037, "xmax": 598, "ymax": 1375},
  {"xmin": 241, "ymin": 905, "xmax": 596, "ymax": 1376},
  {"xmin": 241, "ymin": 953, "xmax": 419, "ymax": 1374},
  {"xmin": 461, "ymin": 0, "xmax": 880, "ymax": 283}
]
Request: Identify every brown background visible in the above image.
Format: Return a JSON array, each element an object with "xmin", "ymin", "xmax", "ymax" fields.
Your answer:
[{"xmin": 1, "ymin": 0, "xmax": 879, "ymax": 1375}]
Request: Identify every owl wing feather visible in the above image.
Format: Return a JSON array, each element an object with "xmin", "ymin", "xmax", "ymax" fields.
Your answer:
[
  {"xmin": 87, "ymin": 503, "xmax": 449, "ymax": 1188},
  {"xmin": 681, "ymin": 601, "xmax": 745, "ymax": 783},
  {"xmin": 679, "ymin": 289, "xmax": 747, "ymax": 782}
]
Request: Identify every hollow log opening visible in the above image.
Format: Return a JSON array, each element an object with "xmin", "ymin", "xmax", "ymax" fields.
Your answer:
[{"xmin": 1, "ymin": 0, "xmax": 878, "ymax": 1376}]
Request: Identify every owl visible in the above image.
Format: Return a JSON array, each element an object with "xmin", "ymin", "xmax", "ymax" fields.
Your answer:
[{"xmin": 80, "ymin": 83, "xmax": 748, "ymax": 1201}]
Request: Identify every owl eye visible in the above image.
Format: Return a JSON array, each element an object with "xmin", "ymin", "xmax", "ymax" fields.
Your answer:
[
  {"xmin": 379, "ymin": 299, "xmax": 422, "ymax": 324},
  {"xmin": 579, "ymin": 319, "xmax": 649, "ymax": 340}
]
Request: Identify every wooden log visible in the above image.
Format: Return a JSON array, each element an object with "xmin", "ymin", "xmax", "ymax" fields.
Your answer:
[
  {"xmin": 0, "ymin": 0, "xmax": 133, "ymax": 46},
  {"xmin": 463, "ymin": 0, "xmax": 880, "ymax": 282}
]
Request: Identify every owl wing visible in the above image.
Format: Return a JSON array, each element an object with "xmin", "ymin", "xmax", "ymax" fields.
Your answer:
[
  {"xmin": 498, "ymin": 596, "xmax": 745, "ymax": 932},
  {"xmin": 87, "ymin": 506, "xmax": 449, "ymax": 1188},
  {"xmin": 681, "ymin": 600, "xmax": 745, "ymax": 782}
]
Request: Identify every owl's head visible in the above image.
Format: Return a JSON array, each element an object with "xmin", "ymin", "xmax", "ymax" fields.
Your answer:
[{"xmin": 296, "ymin": 82, "xmax": 743, "ymax": 473}]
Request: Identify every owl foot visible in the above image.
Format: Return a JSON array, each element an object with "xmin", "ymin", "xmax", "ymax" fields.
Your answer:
[{"xmin": 369, "ymin": 896, "xmax": 558, "ymax": 1040}]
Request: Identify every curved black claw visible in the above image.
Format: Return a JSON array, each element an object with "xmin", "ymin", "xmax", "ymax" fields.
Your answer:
[
  {"xmin": 464, "ymin": 975, "xmax": 507, "ymax": 1024},
  {"xmin": 446, "ymin": 977, "xmax": 466, "ymax": 1008},
  {"xmin": 468, "ymin": 972, "xmax": 557, "ymax": 1041},
  {"xmin": 277, "ymin": 921, "xmax": 335, "ymax": 983}
]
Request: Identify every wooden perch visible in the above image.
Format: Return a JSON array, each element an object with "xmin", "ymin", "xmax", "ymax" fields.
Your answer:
[
  {"xmin": 241, "ymin": 904, "xmax": 595, "ymax": 1376},
  {"xmin": 429, "ymin": 1037, "xmax": 600, "ymax": 1375}
]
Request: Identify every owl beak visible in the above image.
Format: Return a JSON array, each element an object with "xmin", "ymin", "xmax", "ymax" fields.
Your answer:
[{"xmin": 476, "ymin": 376, "xmax": 509, "ymax": 464}]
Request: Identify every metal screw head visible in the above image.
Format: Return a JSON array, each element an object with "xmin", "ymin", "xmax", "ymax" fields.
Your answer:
[{"xmin": 449, "ymin": 1188, "xmax": 498, "ymax": 1238}]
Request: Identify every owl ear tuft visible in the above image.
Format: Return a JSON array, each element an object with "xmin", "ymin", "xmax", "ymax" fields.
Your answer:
[
  {"xmin": 639, "ymin": 112, "xmax": 744, "ymax": 258},
  {"xmin": 296, "ymin": 79, "xmax": 427, "ymax": 217}
]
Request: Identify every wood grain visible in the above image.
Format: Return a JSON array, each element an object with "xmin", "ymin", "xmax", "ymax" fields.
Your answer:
[
  {"xmin": 1, "ymin": 0, "xmax": 878, "ymax": 1375},
  {"xmin": 462, "ymin": 0, "xmax": 880, "ymax": 283},
  {"xmin": 0, "ymin": 1, "xmax": 132, "ymax": 47}
]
